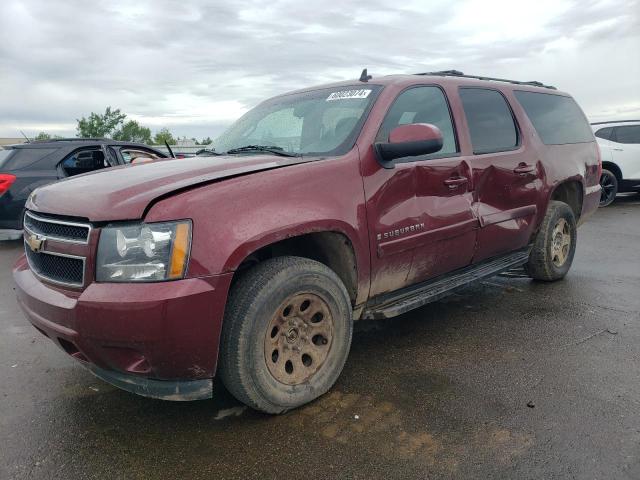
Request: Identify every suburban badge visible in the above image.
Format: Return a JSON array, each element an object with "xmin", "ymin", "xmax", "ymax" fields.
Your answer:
[{"xmin": 377, "ymin": 223, "xmax": 425, "ymax": 241}]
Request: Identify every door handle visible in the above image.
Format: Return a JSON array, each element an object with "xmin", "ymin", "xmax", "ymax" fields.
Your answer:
[
  {"xmin": 513, "ymin": 164, "xmax": 535, "ymax": 175},
  {"xmin": 444, "ymin": 176, "xmax": 468, "ymax": 189},
  {"xmin": 613, "ymin": 148, "xmax": 623, "ymax": 151}
]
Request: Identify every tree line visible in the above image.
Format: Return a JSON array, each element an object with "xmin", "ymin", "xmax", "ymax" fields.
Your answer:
[{"xmin": 34, "ymin": 107, "xmax": 213, "ymax": 145}]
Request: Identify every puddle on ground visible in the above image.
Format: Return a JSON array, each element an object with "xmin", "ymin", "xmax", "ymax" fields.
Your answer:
[{"xmin": 293, "ymin": 390, "xmax": 533, "ymax": 474}]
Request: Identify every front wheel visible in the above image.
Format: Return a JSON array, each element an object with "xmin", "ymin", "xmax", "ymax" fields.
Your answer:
[
  {"xmin": 599, "ymin": 169, "xmax": 618, "ymax": 207},
  {"xmin": 219, "ymin": 256, "xmax": 353, "ymax": 414},
  {"xmin": 525, "ymin": 200, "xmax": 577, "ymax": 281}
]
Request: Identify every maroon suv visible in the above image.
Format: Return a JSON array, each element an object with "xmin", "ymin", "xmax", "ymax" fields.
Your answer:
[{"xmin": 14, "ymin": 70, "xmax": 601, "ymax": 413}]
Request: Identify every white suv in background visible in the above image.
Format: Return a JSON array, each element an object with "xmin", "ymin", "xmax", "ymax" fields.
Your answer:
[{"xmin": 592, "ymin": 120, "xmax": 640, "ymax": 206}]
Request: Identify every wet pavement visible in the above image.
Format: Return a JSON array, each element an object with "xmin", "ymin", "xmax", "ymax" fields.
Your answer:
[{"xmin": 1, "ymin": 195, "xmax": 639, "ymax": 479}]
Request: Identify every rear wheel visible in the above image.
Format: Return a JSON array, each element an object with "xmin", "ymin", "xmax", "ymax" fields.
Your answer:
[
  {"xmin": 219, "ymin": 256, "xmax": 353, "ymax": 414},
  {"xmin": 599, "ymin": 169, "xmax": 618, "ymax": 207},
  {"xmin": 525, "ymin": 200, "xmax": 577, "ymax": 281}
]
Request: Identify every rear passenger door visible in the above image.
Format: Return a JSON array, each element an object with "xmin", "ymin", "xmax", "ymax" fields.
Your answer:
[{"xmin": 458, "ymin": 88, "xmax": 542, "ymax": 262}]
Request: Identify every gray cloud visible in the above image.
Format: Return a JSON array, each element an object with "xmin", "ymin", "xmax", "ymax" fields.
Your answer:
[{"xmin": 0, "ymin": 0, "xmax": 638, "ymax": 139}]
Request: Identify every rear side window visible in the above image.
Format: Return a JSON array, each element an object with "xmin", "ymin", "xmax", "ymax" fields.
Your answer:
[
  {"xmin": 0, "ymin": 147, "xmax": 57, "ymax": 170},
  {"xmin": 514, "ymin": 91, "xmax": 593, "ymax": 145},
  {"xmin": 459, "ymin": 88, "xmax": 518, "ymax": 154},
  {"xmin": 612, "ymin": 125, "xmax": 640, "ymax": 144},
  {"xmin": 594, "ymin": 127, "xmax": 613, "ymax": 140}
]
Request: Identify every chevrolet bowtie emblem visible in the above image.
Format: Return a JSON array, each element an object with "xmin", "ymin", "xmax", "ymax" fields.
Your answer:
[{"xmin": 26, "ymin": 233, "xmax": 45, "ymax": 253}]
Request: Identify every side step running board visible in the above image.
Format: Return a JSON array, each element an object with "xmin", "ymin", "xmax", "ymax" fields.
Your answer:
[{"xmin": 362, "ymin": 248, "xmax": 531, "ymax": 320}]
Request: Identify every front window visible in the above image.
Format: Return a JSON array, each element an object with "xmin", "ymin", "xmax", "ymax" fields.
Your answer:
[
  {"xmin": 60, "ymin": 148, "xmax": 108, "ymax": 177},
  {"xmin": 209, "ymin": 85, "xmax": 382, "ymax": 156},
  {"xmin": 376, "ymin": 86, "xmax": 459, "ymax": 158}
]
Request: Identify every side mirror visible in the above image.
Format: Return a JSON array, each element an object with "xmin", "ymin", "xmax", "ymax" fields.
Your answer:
[{"xmin": 374, "ymin": 123, "xmax": 444, "ymax": 169}]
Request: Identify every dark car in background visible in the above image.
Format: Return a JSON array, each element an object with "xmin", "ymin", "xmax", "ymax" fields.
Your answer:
[{"xmin": 0, "ymin": 139, "xmax": 167, "ymax": 240}]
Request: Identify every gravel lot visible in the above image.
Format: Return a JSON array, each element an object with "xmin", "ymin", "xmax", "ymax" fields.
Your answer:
[{"xmin": 1, "ymin": 195, "xmax": 639, "ymax": 480}]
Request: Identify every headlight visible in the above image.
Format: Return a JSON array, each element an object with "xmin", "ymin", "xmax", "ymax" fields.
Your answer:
[{"xmin": 96, "ymin": 220, "xmax": 191, "ymax": 282}]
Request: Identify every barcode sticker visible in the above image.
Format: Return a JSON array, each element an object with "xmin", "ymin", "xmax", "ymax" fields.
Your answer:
[{"xmin": 326, "ymin": 89, "xmax": 371, "ymax": 101}]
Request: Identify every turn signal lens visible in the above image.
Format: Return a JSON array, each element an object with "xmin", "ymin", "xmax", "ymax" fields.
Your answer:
[{"xmin": 169, "ymin": 222, "xmax": 191, "ymax": 279}]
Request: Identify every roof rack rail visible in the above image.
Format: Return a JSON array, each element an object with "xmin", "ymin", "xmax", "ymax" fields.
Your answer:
[
  {"xmin": 415, "ymin": 70, "xmax": 557, "ymax": 90},
  {"xmin": 31, "ymin": 137, "xmax": 112, "ymax": 143},
  {"xmin": 590, "ymin": 119, "xmax": 640, "ymax": 126}
]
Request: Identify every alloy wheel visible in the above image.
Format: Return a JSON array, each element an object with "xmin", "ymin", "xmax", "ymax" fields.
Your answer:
[{"xmin": 599, "ymin": 171, "xmax": 617, "ymax": 206}]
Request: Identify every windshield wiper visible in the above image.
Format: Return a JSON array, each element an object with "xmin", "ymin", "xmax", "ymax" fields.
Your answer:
[
  {"xmin": 225, "ymin": 145, "xmax": 300, "ymax": 157},
  {"xmin": 196, "ymin": 148, "xmax": 223, "ymax": 156}
]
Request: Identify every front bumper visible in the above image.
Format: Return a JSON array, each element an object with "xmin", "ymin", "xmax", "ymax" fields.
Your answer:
[
  {"xmin": 14, "ymin": 254, "xmax": 234, "ymax": 400},
  {"xmin": 87, "ymin": 364, "xmax": 213, "ymax": 401}
]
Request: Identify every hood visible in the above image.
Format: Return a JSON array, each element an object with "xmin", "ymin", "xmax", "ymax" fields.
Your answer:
[{"xmin": 28, "ymin": 155, "xmax": 311, "ymax": 222}]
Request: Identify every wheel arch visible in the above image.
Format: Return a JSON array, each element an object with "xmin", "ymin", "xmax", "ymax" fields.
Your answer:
[
  {"xmin": 601, "ymin": 161, "xmax": 623, "ymax": 183},
  {"xmin": 226, "ymin": 226, "xmax": 365, "ymax": 306},
  {"xmin": 549, "ymin": 179, "xmax": 584, "ymax": 221}
]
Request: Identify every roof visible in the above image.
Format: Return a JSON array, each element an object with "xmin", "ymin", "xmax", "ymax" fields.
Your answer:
[
  {"xmin": 7, "ymin": 138, "xmax": 160, "ymax": 150},
  {"xmin": 281, "ymin": 70, "xmax": 569, "ymax": 99}
]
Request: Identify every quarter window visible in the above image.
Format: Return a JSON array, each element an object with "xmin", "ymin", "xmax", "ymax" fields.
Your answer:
[
  {"xmin": 377, "ymin": 86, "xmax": 458, "ymax": 158},
  {"xmin": 459, "ymin": 88, "xmax": 518, "ymax": 154},
  {"xmin": 514, "ymin": 91, "xmax": 593, "ymax": 145},
  {"xmin": 0, "ymin": 149, "xmax": 15, "ymax": 168},
  {"xmin": 612, "ymin": 125, "xmax": 640, "ymax": 144},
  {"xmin": 594, "ymin": 127, "xmax": 613, "ymax": 140}
]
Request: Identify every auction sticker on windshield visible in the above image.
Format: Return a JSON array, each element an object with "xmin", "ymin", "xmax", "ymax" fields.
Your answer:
[{"xmin": 326, "ymin": 89, "xmax": 371, "ymax": 101}]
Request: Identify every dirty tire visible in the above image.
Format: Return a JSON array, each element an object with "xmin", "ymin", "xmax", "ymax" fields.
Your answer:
[
  {"xmin": 599, "ymin": 169, "xmax": 618, "ymax": 207},
  {"xmin": 525, "ymin": 200, "xmax": 577, "ymax": 282},
  {"xmin": 219, "ymin": 256, "xmax": 353, "ymax": 414}
]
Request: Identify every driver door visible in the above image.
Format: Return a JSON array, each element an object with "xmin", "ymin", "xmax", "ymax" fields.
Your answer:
[{"xmin": 362, "ymin": 85, "xmax": 478, "ymax": 297}]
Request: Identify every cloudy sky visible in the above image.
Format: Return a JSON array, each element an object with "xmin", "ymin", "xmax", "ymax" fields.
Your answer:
[{"xmin": 0, "ymin": 0, "xmax": 638, "ymax": 140}]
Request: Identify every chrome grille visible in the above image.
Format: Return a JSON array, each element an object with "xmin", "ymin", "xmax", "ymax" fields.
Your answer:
[
  {"xmin": 25, "ymin": 245, "xmax": 85, "ymax": 287},
  {"xmin": 24, "ymin": 211, "xmax": 91, "ymax": 244}
]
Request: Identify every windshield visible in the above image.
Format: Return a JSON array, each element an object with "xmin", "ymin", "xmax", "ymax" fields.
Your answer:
[{"xmin": 210, "ymin": 85, "xmax": 382, "ymax": 156}]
